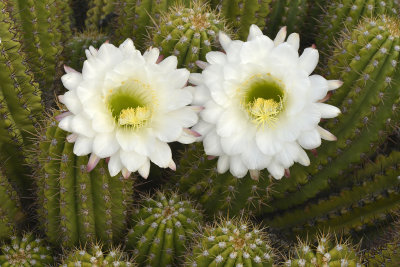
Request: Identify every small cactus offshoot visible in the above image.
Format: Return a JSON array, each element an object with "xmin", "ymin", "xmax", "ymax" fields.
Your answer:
[
  {"xmin": 0, "ymin": 233, "xmax": 54, "ymax": 266},
  {"xmin": 186, "ymin": 218, "xmax": 275, "ymax": 267},
  {"xmin": 285, "ymin": 233, "xmax": 363, "ymax": 267},
  {"xmin": 61, "ymin": 243, "xmax": 134, "ymax": 266},
  {"xmin": 150, "ymin": 1, "xmax": 227, "ymax": 72},
  {"xmin": 126, "ymin": 191, "xmax": 202, "ymax": 266}
]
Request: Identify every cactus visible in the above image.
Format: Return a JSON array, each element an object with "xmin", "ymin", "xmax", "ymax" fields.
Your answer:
[
  {"xmin": 114, "ymin": 0, "xmax": 191, "ymax": 49},
  {"xmin": 219, "ymin": 0, "xmax": 272, "ymax": 40},
  {"xmin": 0, "ymin": 167, "xmax": 25, "ymax": 240},
  {"xmin": 317, "ymin": 0, "xmax": 398, "ymax": 61},
  {"xmin": 64, "ymin": 31, "xmax": 109, "ymax": 71},
  {"xmin": 150, "ymin": 1, "xmax": 227, "ymax": 72},
  {"xmin": 364, "ymin": 212, "xmax": 400, "ymax": 266},
  {"xmin": 85, "ymin": 0, "xmax": 118, "ymax": 32},
  {"xmin": 264, "ymin": 151, "xmax": 400, "ymax": 236},
  {"xmin": 126, "ymin": 191, "xmax": 202, "ymax": 266},
  {"xmin": 0, "ymin": 233, "xmax": 54, "ymax": 266},
  {"xmin": 186, "ymin": 218, "xmax": 275, "ymax": 267},
  {"xmin": 61, "ymin": 244, "xmax": 134, "ymax": 266},
  {"xmin": 0, "ymin": 1, "xmax": 44, "ymax": 195},
  {"xmin": 172, "ymin": 143, "xmax": 274, "ymax": 218},
  {"xmin": 284, "ymin": 233, "xmax": 363, "ymax": 266},
  {"xmin": 35, "ymin": 113, "xmax": 135, "ymax": 248},
  {"xmin": 5, "ymin": 0, "xmax": 72, "ymax": 107},
  {"xmin": 265, "ymin": 0, "xmax": 309, "ymax": 37}
]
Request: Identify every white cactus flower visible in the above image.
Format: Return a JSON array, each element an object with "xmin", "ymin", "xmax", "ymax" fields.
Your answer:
[
  {"xmin": 58, "ymin": 39, "xmax": 199, "ymax": 179},
  {"xmin": 190, "ymin": 25, "xmax": 341, "ymax": 179}
]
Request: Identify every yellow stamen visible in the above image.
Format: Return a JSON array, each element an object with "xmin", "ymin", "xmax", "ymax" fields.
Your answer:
[
  {"xmin": 118, "ymin": 106, "xmax": 151, "ymax": 127},
  {"xmin": 247, "ymin": 98, "xmax": 283, "ymax": 128}
]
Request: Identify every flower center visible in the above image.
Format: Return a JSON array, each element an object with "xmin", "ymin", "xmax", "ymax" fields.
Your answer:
[
  {"xmin": 106, "ymin": 79, "xmax": 156, "ymax": 129},
  {"xmin": 241, "ymin": 74, "xmax": 285, "ymax": 128}
]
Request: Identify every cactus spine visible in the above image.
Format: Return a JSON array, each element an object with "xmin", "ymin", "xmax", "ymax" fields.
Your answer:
[
  {"xmin": 0, "ymin": 233, "xmax": 54, "ymax": 266},
  {"xmin": 317, "ymin": 0, "xmax": 398, "ymax": 60},
  {"xmin": 186, "ymin": 218, "xmax": 275, "ymax": 267},
  {"xmin": 126, "ymin": 191, "xmax": 202, "ymax": 266},
  {"xmin": 150, "ymin": 2, "xmax": 226, "ymax": 72},
  {"xmin": 0, "ymin": 168, "xmax": 24, "ymax": 240},
  {"xmin": 35, "ymin": 114, "xmax": 134, "ymax": 248},
  {"xmin": 219, "ymin": 0, "xmax": 272, "ymax": 40},
  {"xmin": 61, "ymin": 244, "xmax": 134, "ymax": 266},
  {"xmin": 285, "ymin": 233, "xmax": 363, "ymax": 266}
]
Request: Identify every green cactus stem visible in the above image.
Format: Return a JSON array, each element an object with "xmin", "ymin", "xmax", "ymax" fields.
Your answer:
[
  {"xmin": 61, "ymin": 244, "xmax": 134, "ymax": 266},
  {"xmin": 35, "ymin": 113, "xmax": 134, "ymax": 248},
  {"xmin": 0, "ymin": 1, "xmax": 44, "ymax": 195},
  {"xmin": 114, "ymin": 0, "xmax": 191, "ymax": 49},
  {"xmin": 0, "ymin": 233, "xmax": 54, "ymax": 266},
  {"xmin": 5, "ymin": 0, "xmax": 72, "ymax": 107},
  {"xmin": 265, "ymin": 0, "xmax": 309, "ymax": 37},
  {"xmin": 0, "ymin": 167, "xmax": 25, "ymax": 240},
  {"xmin": 219, "ymin": 0, "xmax": 272, "ymax": 40},
  {"xmin": 317, "ymin": 0, "xmax": 398, "ymax": 62},
  {"xmin": 150, "ymin": 1, "xmax": 227, "ymax": 72},
  {"xmin": 85, "ymin": 0, "xmax": 118, "ymax": 32},
  {"xmin": 172, "ymin": 143, "xmax": 274, "ymax": 218},
  {"xmin": 264, "ymin": 151, "xmax": 400, "ymax": 236},
  {"xmin": 126, "ymin": 191, "xmax": 202, "ymax": 266},
  {"xmin": 285, "ymin": 233, "xmax": 363, "ymax": 266},
  {"xmin": 186, "ymin": 218, "xmax": 275, "ymax": 267}
]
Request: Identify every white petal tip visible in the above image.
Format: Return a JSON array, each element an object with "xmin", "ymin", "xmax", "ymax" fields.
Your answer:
[
  {"xmin": 87, "ymin": 154, "xmax": 100, "ymax": 172},
  {"xmin": 190, "ymin": 106, "xmax": 205, "ymax": 112},
  {"xmin": 250, "ymin": 170, "xmax": 260, "ymax": 181},
  {"xmin": 122, "ymin": 168, "xmax": 131, "ymax": 179},
  {"xmin": 183, "ymin": 128, "xmax": 201, "ymax": 137},
  {"xmin": 195, "ymin": 60, "xmax": 208, "ymax": 70},
  {"xmin": 63, "ymin": 65, "xmax": 78, "ymax": 74},
  {"xmin": 218, "ymin": 31, "xmax": 231, "ymax": 49},
  {"xmin": 328, "ymin": 80, "xmax": 343, "ymax": 90},
  {"xmin": 55, "ymin": 112, "xmax": 72, "ymax": 122},
  {"xmin": 318, "ymin": 126, "xmax": 337, "ymax": 141},
  {"xmin": 66, "ymin": 133, "xmax": 78, "ymax": 143},
  {"xmin": 168, "ymin": 160, "xmax": 176, "ymax": 171}
]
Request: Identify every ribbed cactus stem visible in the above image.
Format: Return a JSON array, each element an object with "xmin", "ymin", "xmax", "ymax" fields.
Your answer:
[
  {"xmin": 285, "ymin": 233, "xmax": 363, "ymax": 266},
  {"xmin": 126, "ymin": 191, "xmax": 202, "ymax": 266},
  {"xmin": 317, "ymin": 0, "xmax": 398, "ymax": 61},
  {"xmin": 61, "ymin": 244, "xmax": 133, "ymax": 266},
  {"xmin": 220, "ymin": 0, "xmax": 272, "ymax": 40},
  {"xmin": 0, "ymin": 233, "xmax": 54, "ymax": 266},
  {"xmin": 85, "ymin": 0, "xmax": 117, "ymax": 31},
  {"xmin": 264, "ymin": 151, "xmax": 400, "ymax": 235},
  {"xmin": 36, "ymin": 114, "xmax": 134, "ymax": 248},
  {"xmin": 172, "ymin": 143, "xmax": 274, "ymax": 218},
  {"xmin": 0, "ymin": 168, "xmax": 24, "ymax": 240},
  {"xmin": 187, "ymin": 218, "xmax": 275, "ymax": 266},
  {"xmin": 150, "ymin": 1, "xmax": 227, "ymax": 72}
]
